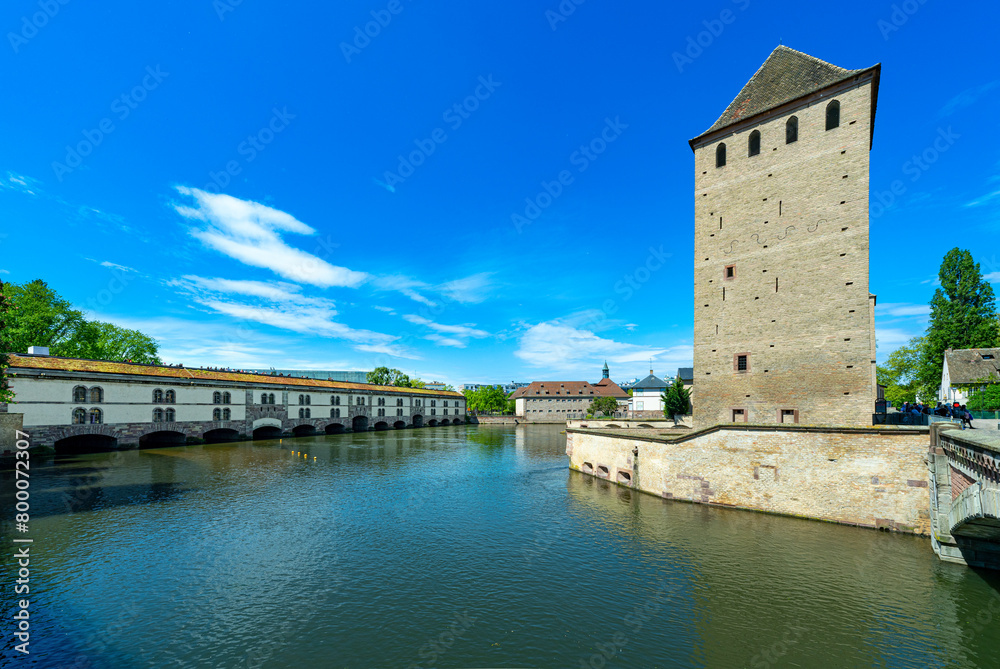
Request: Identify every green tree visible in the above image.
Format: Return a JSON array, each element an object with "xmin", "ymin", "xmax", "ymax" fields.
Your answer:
[
  {"xmin": 4, "ymin": 279, "xmax": 162, "ymax": 365},
  {"xmin": 965, "ymin": 383, "xmax": 1000, "ymax": 411},
  {"xmin": 0, "ymin": 281, "xmax": 15, "ymax": 404},
  {"xmin": 408, "ymin": 378, "xmax": 426, "ymax": 389},
  {"xmin": 463, "ymin": 385, "xmax": 509, "ymax": 413},
  {"xmin": 661, "ymin": 377, "xmax": 691, "ymax": 422},
  {"xmin": 4, "ymin": 279, "xmax": 85, "ymax": 353},
  {"xmin": 588, "ymin": 395, "xmax": 619, "ymax": 417},
  {"xmin": 967, "ymin": 383, "xmax": 1000, "ymax": 412},
  {"xmin": 55, "ymin": 320, "xmax": 162, "ymax": 365},
  {"xmin": 917, "ymin": 249, "xmax": 999, "ymax": 396},
  {"xmin": 877, "ymin": 336, "xmax": 924, "ymax": 406},
  {"xmin": 366, "ymin": 367, "xmax": 411, "ymax": 386}
]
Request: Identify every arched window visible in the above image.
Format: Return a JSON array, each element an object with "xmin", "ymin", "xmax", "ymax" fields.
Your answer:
[
  {"xmin": 397, "ymin": 398, "xmax": 403, "ymax": 406},
  {"xmin": 305, "ymin": 408, "xmax": 311, "ymax": 418},
  {"xmin": 826, "ymin": 100, "xmax": 840, "ymax": 130},
  {"xmin": 299, "ymin": 408, "xmax": 305, "ymax": 419},
  {"xmin": 213, "ymin": 408, "xmax": 222, "ymax": 421},
  {"xmin": 415, "ymin": 398, "xmax": 422, "ymax": 407},
  {"xmin": 213, "ymin": 392, "xmax": 222, "ymax": 405},
  {"xmin": 332, "ymin": 395, "xmax": 341, "ymax": 406},
  {"xmin": 165, "ymin": 408, "xmax": 175, "ymax": 422},
  {"xmin": 89, "ymin": 387, "xmax": 103, "ymax": 403},
  {"xmin": 786, "ymin": 116, "xmax": 798, "ymax": 144},
  {"xmin": 431, "ymin": 400, "xmax": 437, "ymax": 407},
  {"xmin": 165, "ymin": 390, "xmax": 176, "ymax": 404},
  {"xmin": 223, "ymin": 392, "xmax": 231, "ymax": 404},
  {"xmin": 305, "ymin": 395, "xmax": 311, "ymax": 406},
  {"xmin": 261, "ymin": 393, "xmax": 268, "ymax": 404},
  {"xmin": 356, "ymin": 396, "xmax": 364, "ymax": 405},
  {"xmin": 222, "ymin": 408, "xmax": 230, "ymax": 420},
  {"xmin": 268, "ymin": 393, "xmax": 275, "ymax": 404},
  {"xmin": 73, "ymin": 408, "xmax": 87, "ymax": 424},
  {"xmin": 153, "ymin": 408, "xmax": 164, "ymax": 423},
  {"xmin": 89, "ymin": 408, "xmax": 102, "ymax": 424},
  {"xmin": 153, "ymin": 388, "xmax": 163, "ymax": 403},
  {"xmin": 331, "ymin": 408, "xmax": 340, "ymax": 418},
  {"xmin": 748, "ymin": 130, "xmax": 760, "ymax": 157},
  {"xmin": 73, "ymin": 386, "xmax": 87, "ymax": 403},
  {"xmin": 716, "ymin": 143, "xmax": 726, "ymax": 167},
  {"xmin": 298, "ymin": 394, "xmax": 304, "ymax": 405}
]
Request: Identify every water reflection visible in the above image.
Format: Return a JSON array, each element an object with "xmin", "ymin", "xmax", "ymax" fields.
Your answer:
[{"xmin": 2, "ymin": 425, "xmax": 998, "ymax": 668}]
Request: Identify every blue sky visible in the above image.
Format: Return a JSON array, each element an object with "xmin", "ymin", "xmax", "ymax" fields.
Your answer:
[{"xmin": 2, "ymin": 0, "xmax": 999, "ymax": 387}]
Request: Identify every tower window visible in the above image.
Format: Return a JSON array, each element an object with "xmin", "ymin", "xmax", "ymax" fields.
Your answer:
[
  {"xmin": 724, "ymin": 264, "xmax": 735, "ymax": 280},
  {"xmin": 731, "ymin": 408, "xmax": 747, "ymax": 423},
  {"xmin": 748, "ymin": 130, "xmax": 760, "ymax": 157},
  {"xmin": 786, "ymin": 116, "xmax": 798, "ymax": 143},
  {"xmin": 826, "ymin": 100, "xmax": 840, "ymax": 130},
  {"xmin": 734, "ymin": 353, "xmax": 750, "ymax": 373},
  {"xmin": 716, "ymin": 142, "xmax": 726, "ymax": 167}
]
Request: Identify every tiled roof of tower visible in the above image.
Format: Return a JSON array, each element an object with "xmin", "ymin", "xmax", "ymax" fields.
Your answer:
[
  {"xmin": 6, "ymin": 354, "xmax": 462, "ymax": 397},
  {"xmin": 693, "ymin": 46, "xmax": 878, "ymax": 141}
]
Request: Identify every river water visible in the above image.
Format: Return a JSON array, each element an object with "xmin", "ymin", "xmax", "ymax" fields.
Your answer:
[{"xmin": 3, "ymin": 424, "xmax": 999, "ymax": 668}]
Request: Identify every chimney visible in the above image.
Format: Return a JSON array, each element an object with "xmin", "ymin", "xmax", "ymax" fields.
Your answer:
[{"xmin": 27, "ymin": 346, "xmax": 50, "ymax": 356}]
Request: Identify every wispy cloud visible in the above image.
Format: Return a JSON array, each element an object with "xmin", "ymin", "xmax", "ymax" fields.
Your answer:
[
  {"xmin": 875, "ymin": 302, "xmax": 930, "ymax": 318},
  {"xmin": 0, "ymin": 269, "xmax": 9, "ymax": 275},
  {"xmin": 0, "ymin": 172, "xmax": 39, "ymax": 196},
  {"xmin": 404, "ymin": 314, "xmax": 489, "ymax": 348},
  {"xmin": 438, "ymin": 272, "xmax": 493, "ymax": 304},
  {"xmin": 373, "ymin": 305, "xmax": 396, "ymax": 314},
  {"xmin": 174, "ymin": 187, "xmax": 368, "ymax": 288},
  {"xmin": 99, "ymin": 261, "xmax": 137, "ymax": 273},
  {"xmin": 515, "ymin": 320, "xmax": 671, "ymax": 372},
  {"xmin": 938, "ymin": 80, "xmax": 1000, "ymax": 118},
  {"xmin": 173, "ymin": 275, "xmax": 415, "ymax": 358},
  {"xmin": 985, "ymin": 272, "xmax": 1000, "ymax": 283},
  {"xmin": 374, "ymin": 275, "xmax": 437, "ymax": 307}
]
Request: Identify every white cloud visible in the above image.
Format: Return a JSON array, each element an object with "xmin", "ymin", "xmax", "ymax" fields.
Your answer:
[
  {"xmin": 0, "ymin": 269, "xmax": 9, "ymax": 275},
  {"xmin": 939, "ymin": 80, "xmax": 1000, "ymax": 118},
  {"xmin": 875, "ymin": 328, "xmax": 920, "ymax": 348},
  {"xmin": 374, "ymin": 275, "xmax": 438, "ymax": 307},
  {"xmin": 0, "ymin": 172, "xmax": 39, "ymax": 196},
  {"xmin": 100, "ymin": 261, "xmax": 137, "ymax": 273},
  {"xmin": 173, "ymin": 275, "xmax": 411, "ymax": 357},
  {"xmin": 875, "ymin": 302, "xmax": 931, "ymax": 318},
  {"xmin": 424, "ymin": 334, "xmax": 468, "ymax": 348},
  {"xmin": 174, "ymin": 187, "xmax": 368, "ymax": 288},
  {"xmin": 438, "ymin": 272, "xmax": 493, "ymax": 304},
  {"xmin": 985, "ymin": 272, "xmax": 1000, "ymax": 283},
  {"xmin": 373, "ymin": 305, "xmax": 396, "ymax": 314},
  {"xmin": 515, "ymin": 321, "xmax": 670, "ymax": 372},
  {"xmin": 403, "ymin": 314, "xmax": 489, "ymax": 348}
]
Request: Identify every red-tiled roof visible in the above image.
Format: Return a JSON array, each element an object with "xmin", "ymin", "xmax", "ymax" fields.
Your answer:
[
  {"xmin": 510, "ymin": 380, "xmax": 628, "ymax": 400},
  {"xmin": 7, "ymin": 354, "xmax": 462, "ymax": 397}
]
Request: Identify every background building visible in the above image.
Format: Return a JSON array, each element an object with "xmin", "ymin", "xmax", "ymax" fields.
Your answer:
[
  {"xmin": 690, "ymin": 46, "xmax": 879, "ymax": 427},
  {"xmin": 511, "ymin": 364, "xmax": 628, "ymax": 419},
  {"xmin": 628, "ymin": 370, "xmax": 668, "ymax": 417},
  {"xmin": 940, "ymin": 348, "xmax": 1000, "ymax": 404},
  {"xmin": 247, "ymin": 369, "xmax": 369, "ymax": 383}
]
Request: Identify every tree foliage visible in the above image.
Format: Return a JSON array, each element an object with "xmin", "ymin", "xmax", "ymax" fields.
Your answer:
[
  {"xmin": 4, "ymin": 279, "xmax": 162, "ymax": 365},
  {"xmin": 917, "ymin": 249, "xmax": 999, "ymax": 396},
  {"xmin": 661, "ymin": 377, "xmax": 691, "ymax": 419},
  {"xmin": 367, "ymin": 367, "xmax": 413, "ymax": 386},
  {"xmin": 587, "ymin": 395, "xmax": 619, "ymax": 417},
  {"xmin": 877, "ymin": 336, "xmax": 925, "ymax": 405},
  {"xmin": 0, "ymin": 281, "xmax": 15, "ymax": 404},
  {"xmin": 967, "ymin": 383, "xmax": 1000, "ymax": 412},
  {"xmin": 463, "ymin": 385, "xmax": 510, "ymax": 413}
]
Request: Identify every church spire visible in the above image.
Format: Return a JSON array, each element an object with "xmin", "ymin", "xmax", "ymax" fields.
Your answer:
[{"xmin": 602, "ymin": 361, "xmax": 609, "ymax": 379}]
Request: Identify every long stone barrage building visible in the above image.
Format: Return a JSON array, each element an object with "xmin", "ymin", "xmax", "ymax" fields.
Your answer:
[
  {"xmin": 690, "ymin": 45, "xmax": 880, "ymax": 427},
  {"xmin": 2, "ymin": 353, "xmax": 465, "ymax": 452}
]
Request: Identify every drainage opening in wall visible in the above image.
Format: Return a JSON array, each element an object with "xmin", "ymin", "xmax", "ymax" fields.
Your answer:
[
  {"xmin": 597, "ymin": 465, "xmax": 610, "ymax": 479},
  {"xmin": 617, "ymin": 470, "xmax": 632, "ymax": 485},
  {"xmin": 582, "ymin": 462, "xmax": 594, "ymax": 474}
]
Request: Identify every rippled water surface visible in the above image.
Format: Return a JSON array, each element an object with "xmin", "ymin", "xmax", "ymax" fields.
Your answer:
[{"xmin": 3, "ymin": 424, "xmax": 1000, "ymax": 668}]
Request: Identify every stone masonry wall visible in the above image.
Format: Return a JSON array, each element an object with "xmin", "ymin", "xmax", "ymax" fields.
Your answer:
[
  {"xmin": 692, "ymin": 76, "xmax": 877, "ymax": 428},
  {"xmin": 566, "ymin": 425, "xmax": 931, "ymax": 534}
]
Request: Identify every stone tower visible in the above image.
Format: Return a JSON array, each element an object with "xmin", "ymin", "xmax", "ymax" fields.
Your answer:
[{"xmin": 689, "ymin": 46, "xmax": 880, "ymax": 427}]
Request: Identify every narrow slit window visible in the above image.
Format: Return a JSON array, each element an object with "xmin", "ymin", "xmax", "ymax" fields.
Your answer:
[
  {"xmin": 716, "ymin": 142, "xmax": 727, "ymax": 167},
  {"xmin": 826, "ymin": 100, "xmax": 840, "ymax": 130},
  {"xmin": 748, "ymin": 130, "xmax": 761, "ymax": 157},
  {"xmin": 786, "ymin": 116, "xmax": 798, "ymax": 144}
]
